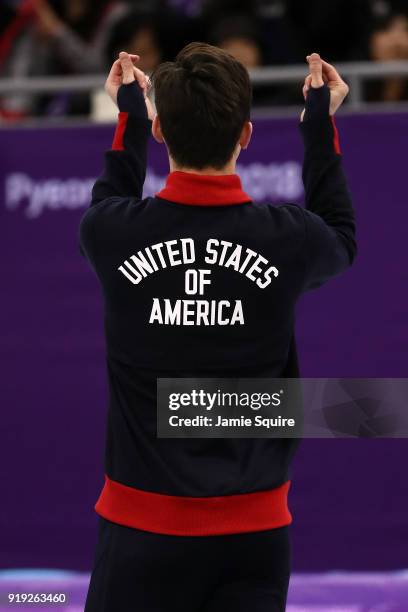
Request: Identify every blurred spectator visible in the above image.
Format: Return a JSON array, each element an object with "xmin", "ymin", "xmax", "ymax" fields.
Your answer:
[
  {"xmin": 201, "ymin": 1, "xmax": 300, "ymax": 64},
  {"xmin": 3, "ymin": 0, "xmax": 408, "ymax": 120},
  {"xmin": 367, "ymin": 9, "xmax": 408, "ymax": 101},
  {"xmin": 107, "ymin": 14, "xmax": 162, "ymax": 75},
  {"xmin": 371, "ymin": 14, "xmax": 408, "ymax": 63},
  {"xmin": 106, "ymin": 2, "xmax": 193, "ymax": 68},
  {"xmin": 91, "ymin": 4, "xmax": 194, "ymax": 121},
  {"xmin": 0, "ymin": 0, "xmax": 127, "ymax": 118},
  {"xmin": 93, "ymin": 8, "xmax": 164, "ymax": 122},
  {"xmin": 209, "ymin": 14, "xmax": 263, "ymax": 68},
  {"xmin": 285, "ymin": 0, "xmax": 373, "ymax": 62},
  {"xmin": 206, "ymin": 7, "xmax": 299, "ymax": 106},
  {"xmin": 0, "ymin": 3, "xmax": 16, "ymax": 36}
]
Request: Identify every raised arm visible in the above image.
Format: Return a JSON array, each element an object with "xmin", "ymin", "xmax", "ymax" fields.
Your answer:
[
  {"xmin": 300, "ymin": 54, "xmax": 357, "ymax": 290},
  {"xmin": 91, "ymin": 52, "xmax": 154, "ymax": 206}
]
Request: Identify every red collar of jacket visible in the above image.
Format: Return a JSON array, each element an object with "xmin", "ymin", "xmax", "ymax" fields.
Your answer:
[{"xmin": 155, "ymin": 171, "xmax": 252, "ymax": 206}]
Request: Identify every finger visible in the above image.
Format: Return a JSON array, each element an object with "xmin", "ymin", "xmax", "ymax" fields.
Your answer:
[
  {"xmin": 145, "ymin": 97, "xmax": 156, "ymax": 121},
  {"xmin": 304, "ymin": 75, "xmax": 312, "ymax": 87},
  {"xmin": 302, "ymin": 75, "xmax": 312, "ymax": 100},
  {"xmin": 306, "ymin": 53, "xmax": 324, "ymax": 88},
  {"xmin": 119, "ymin": 51, "xmax": 135, "ymax": 84},
  {"xmin": 132, "ymin": 65, "xmax": 149, "ymax": 92},
  {"xmin": 132, "ymin": 66, "xmax": 147, "ymax": 92},
  {"xmin": 321, "ymin": 59, "xmax": 342, "ymax": 83},
  {"xmin": 129, "ymin": 54, "xmax": 140, "ymax": 63},
  {"xmin": 139, "ymin": 71, "xmax": 152, "ymax": 92},
  {"xmin": 107, "ymin": 58, "xmax": 121, "ymax": 80}
]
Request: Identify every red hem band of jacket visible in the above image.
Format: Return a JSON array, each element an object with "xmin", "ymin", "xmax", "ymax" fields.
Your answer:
[
  {"xmin": 95, "ymin": 475, "xmax": 292, "ymax": 536},
  {"xmin": 156, "ymin": 171, "xmax": 252, "ymax": 206},
  {"xmin": 112, "ymin": 112, "xmax": 128, "ymax": 151}
]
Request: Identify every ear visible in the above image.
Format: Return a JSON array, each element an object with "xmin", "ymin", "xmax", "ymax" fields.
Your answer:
[
  {"xmin": 239, "ymin": 121, "xmax": 253, "ymax": 150},
  {"xmin": 152, "ymin": 115, "xmax": 165, "ymax": 144}
]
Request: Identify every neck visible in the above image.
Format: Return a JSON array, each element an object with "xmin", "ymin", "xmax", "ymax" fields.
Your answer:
[{"xmin": 169, "ymin": 159, "xmax": 236, "ymax": 176}]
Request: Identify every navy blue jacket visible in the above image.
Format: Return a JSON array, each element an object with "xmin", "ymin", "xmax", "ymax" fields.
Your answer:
[{"xmin": 79, "ymin": 82, "xmax": 356, "ymax": 536}]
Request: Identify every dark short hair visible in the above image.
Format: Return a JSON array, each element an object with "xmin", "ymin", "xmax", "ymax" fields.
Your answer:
[{"xmin": 152, "ymin": 42, "xmax": 252, "ymax": 169}]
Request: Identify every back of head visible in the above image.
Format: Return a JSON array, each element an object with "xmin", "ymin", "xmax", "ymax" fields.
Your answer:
[{"xmin": 152, "ymin": 42, "xmax": 252, "ymax": 170}]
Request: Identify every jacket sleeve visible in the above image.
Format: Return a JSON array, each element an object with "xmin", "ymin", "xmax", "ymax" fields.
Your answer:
[
  {"xmin": 299, "ymin": 84, "xmax": 357, "ymax": 290},
  {"xmin": 79, "ymin": 82, "xmax": 152, "ymax": 260},
  {"xmin": 91, "ymin": 81, "xmax": 152, "ymax": 206}
]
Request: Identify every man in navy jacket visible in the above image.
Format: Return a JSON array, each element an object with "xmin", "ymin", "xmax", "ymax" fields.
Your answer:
[{"xmin": 81, "ymin": 44, "xmax": 356, "ymax": 611}]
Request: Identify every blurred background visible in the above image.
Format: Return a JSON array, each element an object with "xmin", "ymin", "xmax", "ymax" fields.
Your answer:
[
  {"xmin": 1, "ymin": 0, "xmax": 408, "ymax": 119},
  {"xmin": 1, "ymin": 1, "xmax": 408, "ymax": 611}
]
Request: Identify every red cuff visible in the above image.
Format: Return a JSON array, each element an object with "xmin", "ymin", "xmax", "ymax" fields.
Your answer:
[
  {"xmin": 331, "ymin": 116, "xmax": 341, "ymax": 155},
  {"xmin": 111, "ymin": 112, "xmax": 128, "ymax": 151}
]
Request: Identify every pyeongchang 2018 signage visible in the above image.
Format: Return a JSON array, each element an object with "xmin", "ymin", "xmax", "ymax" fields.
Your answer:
[{"xmin": 4, "ymin": 162, "xmax": 303, "ymax": 219}]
